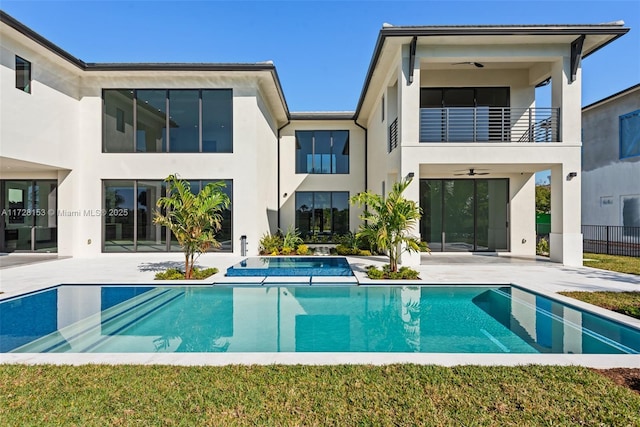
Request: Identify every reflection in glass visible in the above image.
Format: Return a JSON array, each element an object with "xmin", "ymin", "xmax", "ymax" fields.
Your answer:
[
  {"xmin": 295, "ymin": 131, "xmax": 313, "ymax": 173},
  {"xmin": 103, "ymin": 90, "xmax": 134, "ymax": 152},
  {"xmin": 201, "ymin": 180, "xmax": 233, "ymax": 251},
  {"xmin": 33, "ymin": 181, "xmax": 57, "ymax": 252},
  {"xmin": 104, "ymin": 181, "xmax": 135, "ymax": 252},
  {"xmin": 136, "ymin": 181, "xmax": 166, "ymax": 252},
  {"xmin": 136, "ymin": 90, "xmax": 167, "ymax": 152},
  {"xmin": 295, "ymin": 192, "xmax": 349, "ymax": 240},
  {"xmin": 169, "ymin": 90, "xmax": 199, "ymax": 152},
  {"xmin": 202, "ymin": 90, "xmax": 233, "ymax": 153}
]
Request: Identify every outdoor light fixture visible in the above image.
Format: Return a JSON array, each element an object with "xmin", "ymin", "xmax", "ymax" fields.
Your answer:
[
  {"xmin": 567, "ymin": 172, "xmax": 578, "ymax": 180},
  {"xmin": 283, "ymin": 193, "xmax": 288, "ymax": 198},
  {"xmin": 407, "ymin": 172, "xmax": 415, "ymax": 179}
]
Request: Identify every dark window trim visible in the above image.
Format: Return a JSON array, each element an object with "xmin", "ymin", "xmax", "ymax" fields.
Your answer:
[
  {"xmin": 102, "ymin": 178, "xmax": 233, "ymax": 253},
  {"xmin": 294, "ymin": 190, "xmax": 350, "ymax": 240},
  {"xmin": 419, "ymin": 87, "xmax": 511, "ymax": 107},
  {"xmin": 102, "ymin": 88, "xmax": 233, "ymax": 153},
  {"xmin": 295, "ymin": 130, "xmax": 350, "ymax": 175},
  {"xmin": 15, "ymin": 55, "xmax": 31, "ymax": 93},
  {"xmin": 619, "ymin": 109, "xmax": 640, "ymax": 160}
]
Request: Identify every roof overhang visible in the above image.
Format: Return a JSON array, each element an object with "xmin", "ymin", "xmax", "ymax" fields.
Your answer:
[{"xmin": 355, "ymin": 24, "xmax": 630, "ymax": 122}]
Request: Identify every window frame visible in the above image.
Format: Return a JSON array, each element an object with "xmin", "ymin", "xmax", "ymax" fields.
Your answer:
[
  {"xmin": 15, "ymin": 55, "xmax": 31, "ymax": 94},
  {"xmin": 102, "ymin": 89, "xmax": 233, "ymax": 153},
  {"xmin": 294, "ymin": 130, "xmax": 350, "ymax": 174},
  {"xmin": 619, "ymin": 109, "xmax": 640, "ymax": 160}
]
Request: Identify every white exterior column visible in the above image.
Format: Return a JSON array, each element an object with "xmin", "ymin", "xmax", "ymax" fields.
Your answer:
[
  {"xmin": 549, "ymin": 53, "xmax": 583, "ymax": 266},
  {"xmin": 398, "ymin": 43, "xmax": 422, "ymax": 266},
  {"xmin": 550, "ymin": 163, "xmax": 583, "ymax": 266}
]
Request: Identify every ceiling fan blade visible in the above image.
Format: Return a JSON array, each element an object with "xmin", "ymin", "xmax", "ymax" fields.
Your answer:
[{"xmin": 476, "ymin": 172, "xmax": 490, "ymax": 175}]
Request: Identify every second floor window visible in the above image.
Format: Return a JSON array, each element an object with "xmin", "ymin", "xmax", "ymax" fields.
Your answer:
[
  {"xmin": 103, "ymin": 89, "xmax": 233, "ymax": 153},
  {"xmin": 620, "ymin": 109, "xmax": 640, "ymax": 159},
  {"xmin": 15, "ymin": 56, "xmax": 31, "ymax": 93},
  {"xmin": 295, "ymin": 130, "xmax": 349, "ymax": 174}
]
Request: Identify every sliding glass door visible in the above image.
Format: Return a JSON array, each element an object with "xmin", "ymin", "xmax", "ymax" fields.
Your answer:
[
  {"xmin": 420, "ymin": 179, "xmax": 508, "ymax": 252},
  {"xmin": 1, "ymin": 180, "xmax": 57, "ymax": 252}
]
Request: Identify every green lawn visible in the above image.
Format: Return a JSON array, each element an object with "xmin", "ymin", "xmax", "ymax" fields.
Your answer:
[
  {"xmin": 1, "ymin": 365, "xmax": 639, "ymax": 426},
  {"xmin": 583, "ymin": 253, "xmax": 640, "ymax": 275},
  {"xmin": 559, "ymin": 291, "xmax": 640, "ymax": 320}
]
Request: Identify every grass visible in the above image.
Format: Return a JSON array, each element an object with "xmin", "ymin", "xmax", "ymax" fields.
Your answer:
[
  {"xmin": 559, "ymin": 291, "xmax": 640, "ymax": 320},
  {"xmin": 1, "ymin": 365, "xmax": 639, "ymax": 426},
  {"xmin": 583, "ymin": 253, "xmax": 640, "ymax": 275}
]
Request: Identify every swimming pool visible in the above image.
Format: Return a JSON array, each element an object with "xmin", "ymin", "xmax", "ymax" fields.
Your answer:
[
  {"xmin": 2, "ymin": 285, "xmax": 638, "ymax": 354},
  {"xmin": 226, "ymin": 256, "xmax": 353, "ymax": 277}
]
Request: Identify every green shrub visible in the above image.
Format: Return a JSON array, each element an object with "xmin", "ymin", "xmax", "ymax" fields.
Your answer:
[
  {"xmin": 259, "ymin": 232, "xmax": 283, "ymax": 255},
  {"xmin": 365, "ymin": 265, "xmax": 385, "ymax": 279},
  {"xmin": 537, "ymin": 237, "xmax": 549, "ymax": 256},
  {"xmin": 365, "ymin": 264, "xmax": 420, "ymax": 280},
  {"xmin": 282, "ymin": 226, "xmax": 303, "ymax": 250},
  {"xmin": 281, "ymin": 246, "xmax": 293, "ymax": 255},
  {"xmin": 155, "ymin": 267, "xmax": 218, "ymax": 280},
  {"xmin": 296, "ymin": 244, "xmax": 309, "ymax": 255},
  {"xmin": 336, "ymin": 244, "xmax": 372, "ymax": 256}
]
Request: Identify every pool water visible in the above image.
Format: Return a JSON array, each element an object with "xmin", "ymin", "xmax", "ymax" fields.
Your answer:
[
  {"xmin": 2, "ymin": 285, "xmax": 638, "ymax": 354},
  {"xmin": 226, "ymin": 256, "xmax": 353, "ymax": 276}
]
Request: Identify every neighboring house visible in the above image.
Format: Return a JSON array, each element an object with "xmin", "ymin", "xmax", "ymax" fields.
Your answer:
[
  {"xmin": 0, "ymin": 11, "xmax": 629, "ymax": 266},
  {"xmin": 582, "ymin": 84, "xmax": 640, "ymax": 228}
]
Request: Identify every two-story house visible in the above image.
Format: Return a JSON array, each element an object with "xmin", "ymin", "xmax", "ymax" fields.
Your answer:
[{"xmin": 0, "ymin": 11, "xmax": 628, "ymax": 266}]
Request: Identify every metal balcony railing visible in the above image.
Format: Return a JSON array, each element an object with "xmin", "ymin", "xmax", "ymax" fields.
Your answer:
[
  {"xmin": 419, "ymin": 107, "xmax": 560, "ymax": 143},
  {"xmin": 388, "ymin": 117, "xmax": 399, "ymax": 152}
]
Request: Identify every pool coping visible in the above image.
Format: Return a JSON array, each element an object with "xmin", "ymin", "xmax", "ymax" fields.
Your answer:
[{"xmin": 2, "ymin": 281, "xmax": 640, "ymax": 367}]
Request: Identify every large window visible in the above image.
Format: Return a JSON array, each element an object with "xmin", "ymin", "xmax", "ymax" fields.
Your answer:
[
  {"xmin": 15, "ymin": 56, "xmax": 31, "ymax": 93},
  {"xmin": 620, "ymin": 109, "xmax": 640, "ymax": 159},
  {"xmin": 103, "ymin": 179, "xmax": 232, "ymax": 252},
  {"xmin": 295, "ymin": 131, "xmax": 349, "ymax": 174},
  {"xmin": 103, "ymin": 89, "xmax": 233, "ymax": 153},
  {"xmin": 295, "ymin": 191, "xmax": 349, "ymax": 240}
]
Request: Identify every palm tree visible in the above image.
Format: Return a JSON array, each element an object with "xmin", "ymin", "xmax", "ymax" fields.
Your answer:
[
  {"xmin": 153, "ymin": 174, "xmax": 230, "ymax": 279},
  {"xmin": 350, "ymin": 178, "xmax": 422, "ymax": 272}
]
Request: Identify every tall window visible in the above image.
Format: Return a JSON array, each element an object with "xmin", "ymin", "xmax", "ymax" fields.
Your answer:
[
  {"xmin": 295, "ymin": 130, "xmax": 349, "ymax": 174},
  {"xmin": 103, "ymin": 89, "xmax": 233, "ymax": 153},
  {"xmin": 103, "ymin": 179, "xmax": 232, "ymax": 252},
  {"xmin": 15, "ymin": 56, "xmax": 31, "ymax": 93},
  {"xmin": 295, "ymin": 191, "xmax": 349, "ymax": 240},
  {"xmin": 620, "ymin": 109, "xmax": 640, "ymax": 159}
]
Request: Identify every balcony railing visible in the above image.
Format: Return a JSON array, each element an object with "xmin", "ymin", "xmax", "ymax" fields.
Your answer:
[
  {"xmin": 388, "ymin": 117, "xmax": 399, "ymax": 152},
  {"xmin": 419, "ymin": 107, "xmax": 559, "ymax": 143}
]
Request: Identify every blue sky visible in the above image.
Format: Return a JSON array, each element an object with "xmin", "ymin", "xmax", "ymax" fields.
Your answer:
[{"xmin": 3, "ymin": 0, "xmax": 639, "ymax": 113}]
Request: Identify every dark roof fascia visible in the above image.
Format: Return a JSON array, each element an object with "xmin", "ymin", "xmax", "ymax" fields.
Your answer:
[
  {"xmin": 290, "ymin": 112, "xmax": 355, "ymax": 121},
  {"xmin": 1, "ymin": 10, "xmax": 86, "ymax": 69},
  {"xmin": 582, "ymin": 82, "xmax": 640, "ymax": 111},
  {"xmin": 354, "ymin": 25, "xmax": 630, "ymax": 120}
]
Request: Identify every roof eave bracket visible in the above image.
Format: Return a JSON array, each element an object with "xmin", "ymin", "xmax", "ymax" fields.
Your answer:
[
  {"xmin": 570, "ymin": 35, "xmax": 585, "ymax": 82},
  {"xmin": 408, "ymin": 36, "xmax": 417, "ymax": 84}
]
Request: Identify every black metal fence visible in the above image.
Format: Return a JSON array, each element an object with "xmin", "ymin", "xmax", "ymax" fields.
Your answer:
[{"xmin": 582, "ymin": 225, "xmax": 640, "ymax": 257}]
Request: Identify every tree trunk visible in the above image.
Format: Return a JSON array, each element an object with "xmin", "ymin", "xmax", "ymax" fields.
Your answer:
[{"xmin": 184, "ymin": 253, "xmax": 191, "ymax": 279}]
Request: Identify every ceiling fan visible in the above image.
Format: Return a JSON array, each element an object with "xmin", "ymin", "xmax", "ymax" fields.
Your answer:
[
  {"xmin": 452, "ymin": 61, "xmax": 485, "ymax": 68},
  {"xmin": 454, "ymin": 168, "xmax": 490, "ymax": 176}
]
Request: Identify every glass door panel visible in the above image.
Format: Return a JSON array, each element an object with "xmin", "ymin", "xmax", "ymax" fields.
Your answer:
[
  {"xmin": 420, "ymin": 180, "xmax": 443, "ymax": 251},
  {"xmin": 443, "ymin": 180, "xmax": 475, "ymax": 251},
  {"xmin": 3, "ymin": 181, "xmax": 32, "ymax": 251},
  {"xmin": 33, "ymin": 181, "xmax": 57, "ymax": 252},
  {"xmin": 476, "ymin": 180, "xmax": 508, "ymax": 250},
  {"xmin": 136, "ymin": 181, "xmax": 166, "ymax": 252}
]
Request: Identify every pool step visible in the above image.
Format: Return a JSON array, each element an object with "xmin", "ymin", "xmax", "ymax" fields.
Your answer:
[{"xmin": 12, "ymin": 288, "xmax": 184, "ymax": 353}]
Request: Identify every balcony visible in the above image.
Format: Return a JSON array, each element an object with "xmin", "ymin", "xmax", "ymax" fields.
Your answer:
[{"xmin": 419, "ymin": 107, "xmax": 559, "ymax": 143}]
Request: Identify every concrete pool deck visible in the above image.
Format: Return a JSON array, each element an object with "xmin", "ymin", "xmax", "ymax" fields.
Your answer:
[{"xmin": 1, "ymin": 252, "xmax": 639, "ymax": 367}]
